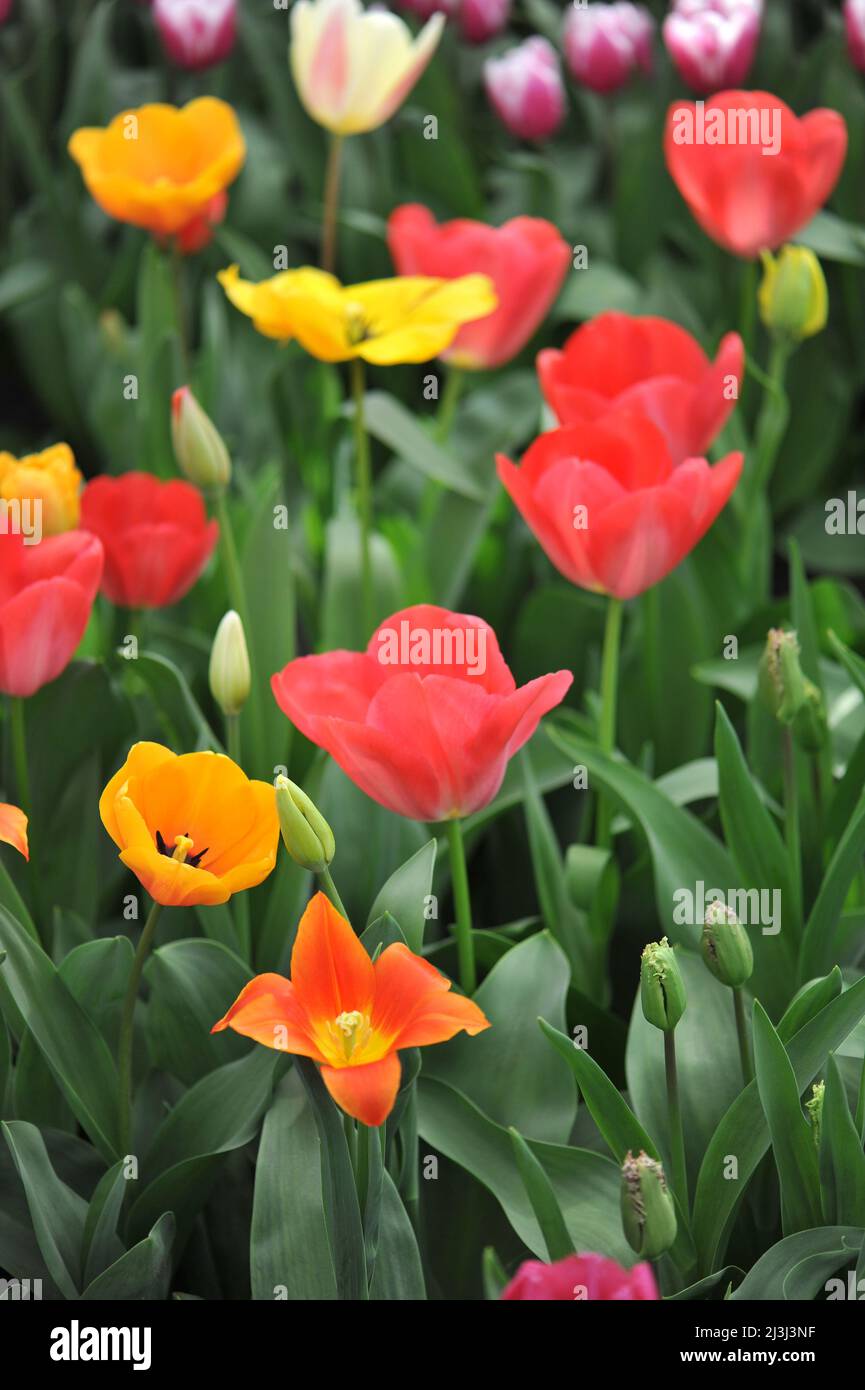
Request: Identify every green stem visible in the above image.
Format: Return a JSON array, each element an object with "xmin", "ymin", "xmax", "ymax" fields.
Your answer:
[
  {"xmin": 596, "ymin": 596, "xmax": 624, "ymax": 850},
  {"xmin": 855, "ymin": 1052, "xmax": 865, "ymax": 1143},
  {"xmin": 118, "ymin": 900, "xmax": 163, "ymax": 1155},
  {"xmin": 748, "ymin": 338, "xmax": 791, "ymax": 503},
  {"xmin": 319, "ymin": 864, "xmax": 349, "ymax": 921},
  {"xmin": 350, "ymin": 358, "xmax": 374, "ymax": 638},
  {"xmin": 226, "ymin": 713, "xmax": 251, "ymax": 960},
  {"xmin": 733, "ymin": 987, "xmax": 753, "ymax": 1086},
  {"xmin": 664, "ymin": 1029, "xmax": 689, "ymax": 1217},
  {"xmin": 738, "ymin": 257, "xmax": 758, "ymax": 407},
  {"xmin": 170, "ymin": 240, "xmax": 189, "ymax": 375},
  {"xmin": 445, "ymin": 818, "xmax": 475, "ymax": 995},
  {"xmin": 435, "ymin": 367, "xmax": 464, "ymax": 443},
  {"xmin": 10, "ymin": 696, "xmax": 30, "ymax": 819},
  {"xmin": 215, "ymin": 490, "xmax": 259, "ymax": 768},
  {"xmin": 782, "ymin": 728, "xmax": 802, "ymax": 925},
  {"xmin": 321, "ymin": 133, "xmax": 344, "ymax": 275}
]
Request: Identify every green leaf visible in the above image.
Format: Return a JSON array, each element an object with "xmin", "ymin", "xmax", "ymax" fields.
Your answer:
[
  {"xmin": 295, "ymin": 1057, "xmax": 367, "ymax": 1301},
  {"xmin": 794, "ymin": 210, "xmax": 865, "ymax": 266},
  {"xmin": 127, "ymin": 652, "xmax": 222, "ymax": 753},
  {"xmin": 366, "ymin": 839, "xmax": 436, "ymax": 953},
  {"xmin": 730, "ymin": 1227, "xmax": 864, "ymax": 1300},
  {"xmin": 752, "ymin": 1002, "xmax": 821, "ymax": 1235},
  {"xmin": 82, "ymin": 1162, "xmax": 127, "ymax": 1287},
  {"xmin": 81, "ymin": 1212, "xmax": 175, "ymax": 1301},
  {"xmin": 357, "ymin": 391, "xmax": 485, "ymax": 500},
  {"xmin": 820, "ymin": 1053, "xmax": 865, "ymax": 1226},
  {"xmin": 538, "ymin": 1018, "xmax": 658, "ymax": 1163},
  {"xmin": 369, "ymin": 1170, "xmax": 426, "ymax": 1300},
  {"xmin": 241, "ymin": 472, "xmax": 297, "ymax": 779},
  {"xmin": 508, "ymin": 1126, "xmax": 574, "ymax": 1261},
  {"xmin": 2, "ymin": 1121, "xmax": 87, "ymax": 1299},
  {"xmin": 144, "ymin": 939, "xmax": 252, "ymax": 1086},
  {"xmin": 799, "ymin": 788, "xmax": 865, "ymax": 980}
]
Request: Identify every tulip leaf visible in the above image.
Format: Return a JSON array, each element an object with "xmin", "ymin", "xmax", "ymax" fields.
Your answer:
[
  {"xmin": 752, "ymin": 1001, "xmax": 822, "ymax": 1235},
  {"xmin": 778, "ymin": 968, "xmax": 843, "ymax": 1043},
  {"xmin": 799, "ymin": 787, "xmax": 865, "ymax": 980},
  {"xmin": 366, "ymin": 839, "xmax": 436, "ymax": 953},
  {"xmin": 0, "ymin": 904, "xmax": 120, "ymax": 1161},
  {"xmin": 82, "ymin": 1161, "xmax": 128, "ymax": 1288},
  {"xmin": 729, "ymin": 1226, "xmax": 865, "ymax": 1300},
  {"xmin": 356, "ymin": 391, "xmax": 486, "ymax": 501},
  {"xmin": 538, "ymin": 1018, "xmax": 658, "ymax": 1164},
  {"xmin": 2, "ymin": 1121, "xmax": 87, "ymax": 1300},
  {"xmin": 81, "ymin": 1212, "xmax": 175, "ymax": 1301},
  {"xmin": 126, "ymin": 651, "xmax": 223, "ymax": 754},
  {"xmin": 369, "ymin": 1170, "xmax": 426, "ymax": 1300},
  {"xmin": 508, "ymin": 1126, "xmax": 574, "ymax": 1262},
  {"xmin": 144, "ymin": 939, "xmax": 253, "ymax": 1086},
  {"xmin": 241, "ymin": 470, "xmax": 297, "ymax": 779},
  {"xmin": 820, "ymin": 1053, "xmax": 865, "ymax": 1227},
  {"xmin": 250, "ymin": 1075, "xmax": 337, "ymax": 1300}
]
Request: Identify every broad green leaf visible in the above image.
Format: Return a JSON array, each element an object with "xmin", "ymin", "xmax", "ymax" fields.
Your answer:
[
  {"xmin": 358, "ymin": 391, "xmax": 485, "ymax": 500},
  {"xmin": 126, "ymin": 652, "xmax": 222, "ymax": 754},
  {"xmin": 82, "ymin": 1162, "xmax": 127, "ymax": 1287},
  {"xmin": 752, "ymin": 1002, "xmax": 821, "ymax": 1235},
  {"xmin": 730, "ymin": 1227, "xmax": 864, "ymax": 1300},
  {"xmin": 508, "ymin": 1126, "xmax": 574, "ymax": 1261},
  {"xmin": 538, "ymin": 1019, "xmax": 658, "ymax": 1163},
  {"xmin": 799, "ymin": 788, "xmax": 865, "ymax": 980},
  {"xmin": 366, "ymin": 839, "xmax": 436, "ymax": 953},
  {"xmin": 81, "ymin": 1212, "xmax": 175, "ymax": 1301},
  {"xmin": 820, "ymin": 1053, "xmax": 865, "ymax": 1226},
  {"xmin": 241, "ymin": 472, "xmax": 297, "ymax": 779},
  {"xmin": 295, "ymin": 1057, "xmax": 367, "ymax": 1301},
  {"xmin": 2, "ymin": 1121, "xmax": 87, "ymax": 1299},
  {"xmin": 144, "ymin": 939, "xmax": 252, "ymax": 1086},
  {"xmin": 368, "ymin": 1170, "xmax": 426, "ymax": 1300}
]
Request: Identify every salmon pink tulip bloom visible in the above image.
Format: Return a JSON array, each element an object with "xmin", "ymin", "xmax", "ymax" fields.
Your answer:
[
  {"xmin": 387, "ymin": 204, "xmax": 570, "ymax": 370},
  {"xmin": 537, "ymin": 312, "xmax": 743, "ymax": 464},
  {"xmin": 271, "ymin": 605, "xmax": 572, "ymax": 821},
  {"xmin": 0, "ymin": 803, "xmax": 28, "ymax": 860},
  {"xmin": 497, "ymin": 415, "xmax": 742, "ymax": 600},
  {"xmin": 0, "ymin": 532, "xmax": 103, "ymax": 697},
  {"xmin": 81, "ymin": 473, "xmax": 218, "ymax": 610},
  {"xmin": 502, "ymin": 1253, "xmax": 659, "ymax": 1300},
  {"xmin": 664, "ymin": 90, "xmax": 847, "ymax": 259},
  {"xmin": 213, "ymin": 891, "xmax": 490, "ymax": 1126}
]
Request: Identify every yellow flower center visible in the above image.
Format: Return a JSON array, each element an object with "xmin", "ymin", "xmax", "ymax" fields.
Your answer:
[
  {"xmin": 344, "ymin": 301, "xmax": 372, "ymax": 346},
  {"xmin": 330, "ymin": 1009, "xmax": 370, "ymax": 1062},
  {"xmin": 155, "ymin": 830, "xmax": 207, "ymax": 868}
]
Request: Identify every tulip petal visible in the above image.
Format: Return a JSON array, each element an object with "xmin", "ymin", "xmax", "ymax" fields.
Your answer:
[
  {"xmin": 320, "ymin": 1052, "xmax": 401, "ymax": 1126},
  {"xmin": 372, "ymin": 943, "xmax": 490, "ymax": 1048},
  {"xmin": 290, "ymin": 891, "xmax": 374, "ymax": 1027},
  {"xmin": 0, "ymin": 803, "xmax": 28, "ymax": 860},
  {"xmin": 212, "ymin": 973, "xmax": 325, "ymax": 1060}
]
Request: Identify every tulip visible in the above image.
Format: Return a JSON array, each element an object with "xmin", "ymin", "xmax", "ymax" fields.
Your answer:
[
  {"xmin": 664, "ymin": 90, "xmax": 847, "ymax": 259},
  {"xmin": 563, "ymin": 2, "xmax": 654, "ymax": 95},
  {"xmin": 621, "ymin": 1152, "xmax": 677, "ymax": 1258},
  {"xmin": 537, "ymin": 311, "xmax": 743, "ymax": 464},
  {"xmin": 663, "ymin": 0, "xmax": 762, "ymax": 95},
  {"xmin": 218, "ymin": 263, "xmax": 497, "ymax": 364},
  {"xmin": 0, "ymin": 532, "xmax": 103, "ymax": 698},
  {"xmin": 0, "ymin": 804, "xmax": 28, "ymax": 861},
  {"xmin": 271, "ymin": 604, "xmax": 572, "ymax": 822},
  {"xmin": 484, "ymin": 37, "xmax": 566, "ymax": 142},
  {"xmin": 640, "ymin": 937, "xmax": 687, "ymax": 1031},
  {"xmin": 213, "ymin": 891, "xmax": 490, "ymax": 1126},
  {"xmin": 209, "ymin": 611, "xmax": 250, "ymax": 718},
  {"xmin": 757, "ymin": 627, "xmax": 826, "ymax": 754},
  {"xmin": 68, "ymin": 98, "xmax": 245, "ymax": 245},
  {"xmin": 387, "ymin": 205, "xmax": 570, "ymax": 371},
  {"xmin": 459, "ymin": 0, "xmax": 510, "ymax": 45},
  {"xmin": 171, "ymin": 386, "xmax": 231, "ymax": 489},
  {"xmin": 80, "ymin": 473, "xmax": 218, "ymax": 609},
  {"xmin": 153, "ymin": 0, "xmax": 236, "ymax": 71},
  {"xmin": 496, "ymin": 415, "xmax": 742, "ymax": 601},
  {"xmin": 501, "ymin": 1252, "xmax": 659, "ymax": 1300},
  {"xmin": 0, "ymin": 1, "xmax": 13, "ymax": 24},
  {"xmin": 758, "ymin": 245, "xmax": 828, "ymax": 344},
  {"xmin": 100, "ymin": 742, "xmax": 279, "ymax": 907},
  {"xmin": 845, "ymin": 0, "xmax": 865, "ymax": 72},
  {"xmin": 275, "ymin": 775, "xmax": 336, "ymax": 874},
  {"xmin": 0, "ymin": 443, "xmax": 82, "ymax": 536},
  {"xmin": 702, "ymin": 902, "xmax": 753, "ymax": 988},
  {"xmin": 806, "ymin": 1081, "xmax": 824, "ymax": 1150},
  {"xmin": 290, "ymin": 0, "xmax": 444, "ymax": 136}
]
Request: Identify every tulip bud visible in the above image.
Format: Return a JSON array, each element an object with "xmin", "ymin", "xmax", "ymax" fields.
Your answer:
[
  {"xmin": 171, "ymin": 386, "xmax": 231, "ymax": 489},
  {"xmin": 209, "ymin": 611, "xmax": 250, "ymax": 717},
  {"xmin": 663, "ymin": 0, "xmax": 761, "ymax": 96},
  {"xmin": 806, "ymin": 1080, "xmax": 824, "ymax": 1150},
  {"xmin": 275, "ymin": 775, "xmax": 335, "ymax": 873},
  {"xmin": 640, "ymin": 937, "xmax": 686, "ymax": 1032},
  {"xmin": 563, "ymin": 2, "xmax": 654, "ymax": 95},
  {"xmin": 459, "ymin": 0, "xmax": 510, "ymax": 44},
  {"xmin": 757, "ymin": 628, "xmax": 808, "ymax": 726},
  {"xmin": 0, "ymin": 0, "xmax": 13, "ymax": 22},
  {"xmin": 701, "ymin": 902, "xmax": 753, "ymax": 988},
  {"xmin": 484, "ymin": 37, "xmax": 566, "ymax": 143},
  {"xmin": 844, "ymin": 0, "xmax": 865, "ymax": 74},
  {"xmin": 621, "ymin": 1151, "xmax": 677, "ymax": 1259},
  {"xmin": 792, "ymin": 680, "xmax": 827, "ymax": 755},
  {"xmin": 758, "ymin": 246, "xmax": 828, "ymax": 345},
  {"xmin": 153, "ymin": 0, "xmax": 237, "ymax": 72}
]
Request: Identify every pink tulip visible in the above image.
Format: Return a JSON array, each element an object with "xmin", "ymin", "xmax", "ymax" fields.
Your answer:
[
  {"xmin": 844, "ymin": 0, "xmax": 865, "ymax": 72},
  {"xmin": 0, "ymin": 0, "xmax": 13, "ymax": 21},
  {"xmin": 502, "ymin": 1254, "xmax": 659, "ymax": 1301},
  {"xmin": 459, "ymin": 0, "xmax": 510, "ymax": 44},
  {"xmin": 563, "ymin": 2, "xmax": 654, "ymax": 95},
  {"xmin": 663, "ymin": 0, "xmax": 762, "ymax": 93},
  {"xmin": 484, "ymin": 36, "xmax": 566, "ymax": 142},
  {"xmin": 153, "ymin": 0, "xmax": 237, "ymax": 71}
]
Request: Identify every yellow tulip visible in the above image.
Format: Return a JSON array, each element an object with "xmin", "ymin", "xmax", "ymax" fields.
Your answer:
[
  {"xmin": 0, "ymin": 443, "xmax": 82, "ymax": 535},
  {"xmin": 758, "ymin": 245, "xmax": 828, "ymax": 344},
  {"xmin": 217, "ymin": 264, "xmax": 498, "ymax": 365},
  {"xmin": 291, "ymin": 0, "xmax": 445, "ymax": 136}
]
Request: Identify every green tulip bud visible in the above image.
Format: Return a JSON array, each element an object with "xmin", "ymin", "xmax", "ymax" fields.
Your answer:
[
  {"xmin": 757, "ymin": 628, "xmax": 808, "ymax": 726},
  {"xmin": 701, "ymin": 902, "xmax": 754, "ymax": 989},
  {"xmin": 209, "ymin": 610, "xmax": 250, "ymax": 718},
  {"xmin": 171, "ymin": 386, "xmax": 231, "ymax": 489},
  {"xmin": 806, "ymin": 1081, "xmax": 824, "ymax": 1151},
  {"xmin": 620, "ymin": 1151, "xmax": 677, "ymax": 1259},
  {"xmin": 640, "ymin": 937, "xmax": 686, "ymax": 1032},
  {"xmin": 275, "ymin": 775, "xmax": 335, "ymax": 873},
  {"xmin": 758, "ymin": 246, "xmax": 827, "ymax": 345},
  {"xmin": 792, "ymin": 679, "xmax": 827, "ymax": 754}
]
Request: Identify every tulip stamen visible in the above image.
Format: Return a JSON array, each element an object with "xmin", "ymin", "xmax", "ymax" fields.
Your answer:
[
  {"xmin": 330, "ymin": 1009, "xmax": 369, "ymax": 1061},
  {"xmin": 155, "ymin": 829, "xmax": 208, "ymax": 868}
]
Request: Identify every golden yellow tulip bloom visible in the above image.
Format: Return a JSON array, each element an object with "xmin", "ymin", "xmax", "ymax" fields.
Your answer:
[{"xmin": 0, "ymin": 443, "xmax": 82, "ymax": 535}]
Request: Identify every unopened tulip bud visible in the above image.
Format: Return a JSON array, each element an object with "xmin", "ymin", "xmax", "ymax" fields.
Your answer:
[
  {"xmin": 563, "ymin": 2, "xmax": 654, "ymax": 95},
  {"xmin": 209, "ymin": 611, "xmax": 250, "ymax": 717},
  {"xmin": 484, "ymin": 37, "xmax": 566, "ymax": 142},
  {"xmin": 153, "ymin": 0, "xmax": 237, "ymax": 72},
  {"xmin": 171, "ymin": 386, "xmax": 231, "ymax": 489},
  {"xmin": 844, "ymin": 0, "xmax": 865, "ymax": 74},
  {"xmin": 792, "ymin": 679, "xmax": 828, "ymax": 754},
  {"xmin": 640, "ymin": 937, "xmax": 686, "ymax": 1032},
  {"xmin": 757, "ymin": 628, "xmax": 808, "ymax": 726},
  {"xmin": 275, "ymin": 775, "xmax": 335, "ymax": 873},
  {"xmin": 758, "ymin": 246, "xmax": 828, "ymax": 345},
  {"xmin": 621, "ymin": 1151, "xmax": 677, "ymax": 1259},
  {"xmin": 663, "ymin": 0, "xmax": 761, "ymax": 96},
  {"xmin": 702, "ymin": 902, "xmax": 753, "ymax": 988},
  {"xmin": 806, "ymin": 1080, "xmax": 824, "ymax": 1150}
]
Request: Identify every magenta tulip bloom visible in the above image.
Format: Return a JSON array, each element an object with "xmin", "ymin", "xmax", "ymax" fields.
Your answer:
[
  {"xmin": 502, "ymin": 1253, "xmax": 659, "ymax": 1300},
  {"xmin": 563, "ymin": 1, "xmax": 654, "ymax": 94},
  {"xmin": 664, "ymin": 0, "xmax": 762, "ymax": 95},
  {"xmin": 484, "ymin": 36, "xmax": 566, "ymax": 142}
]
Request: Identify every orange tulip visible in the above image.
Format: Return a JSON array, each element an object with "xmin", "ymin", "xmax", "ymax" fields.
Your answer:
[
  {"xmin": 99, "ymin": 742, "xmax": 278, "ymax": 907},
  {"xmin": 68, "ymin": 97, "xmax": 245, "ymax": 244},
  {"xmin": 0, "ymin": 803, "xmax": 28, "ymax": 860},
  {"xmin": 213, "ymin": 891, "xmax": 490, "ymax": 1126}
]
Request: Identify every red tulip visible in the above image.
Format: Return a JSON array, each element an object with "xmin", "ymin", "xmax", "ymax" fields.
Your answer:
[
  {"xmin": 664, "ymin": 90, "xmax": 847, "ymax": 258},
  {"xmin": 497, "ymin": 414, "xmax": 742, "ymax": 600},
  {"xmin": 537, "ymin": 311, "xmax": 743, "ymax": 464},
  {"xmin": 271, "ymin": 604, "xmax": 572, "ymax": 821},
  {"xmin": 387, "ymin": 205, "xmax": 570, "ymax": 371},
  {"xmin": 502, "ymin": 1253, "xmax": 659, "ymax": 1300},
  {"xmin": 80, "ymin": 472, "xmax": 218, "ymax": 609},
  {"xmin": 0, "ymin": 531, "xmax": 103, "ymax": 697}
]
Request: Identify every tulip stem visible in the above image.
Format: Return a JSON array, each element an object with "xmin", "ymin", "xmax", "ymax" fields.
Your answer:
[
  {"xmin": 320, "ymin": 864, "xmax": 349, "ymax": 921},
  {"xmin": 9, "ymin": 697, "xmax": 31, "ymax": 819},
  {"xmin": 215, "ymin": 490, "xmax": 258, "ymax": 766},
  {"xmin": 118, "ymin": 900, "xmax": 163, "ymax": 1155},
  {"xmin": 435, "ymin": 367, "xmax": 464, "ymax": 443},
  {"xmin": 733, "ymin": 987, "xmax": 753, "ymax": 1087},
  {"xmin": 738, "ymin": 257, "xmax": 758, "ymax": 406},
  {"xmin": 169, "ymin": 241, "xmax": 190, "ymax": 374},
  {"xmin": 596, "ymin": 595, "xmax": 623, "ymax": 850},
  {"xmin": 445, "ymin": 817, "xmax": 476, "ymax": 995},
  {"xmin": 321, "ymin": 133, "xmax": 344, "ymax": 275},
  {"xmin": 664, "ymin": 1029, "xmax": 689, "ymax": 1218},
  {"xmin": 226, "ymin": 713, "xmax": 251, "ymax": 960},
  {"xmin": 749, "ymin": 339, "xmax": 790, "ymax": 503},
  {"xmin": 782, "ymin": 727, "xmax": 802, "ymax": 924},
  {"xmin": 350, "ymin": 359, "xmax": 375, "ymax": 638}
]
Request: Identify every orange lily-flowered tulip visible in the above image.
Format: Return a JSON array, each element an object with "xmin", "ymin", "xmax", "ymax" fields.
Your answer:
[
  {"xmin": 68, "ymin": 98, "xmax": 245, "ymax": 244},
  {"xmin": 99, "ymin": 742, "xmax": 278, "ymax": 907},
  {"xmin": 212, "ymin": 892, "xmax": 490, "ymax": 1126},
  {"xmin": 0, "ymin": 803, "xmax": 28, "ymax": 860}
]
